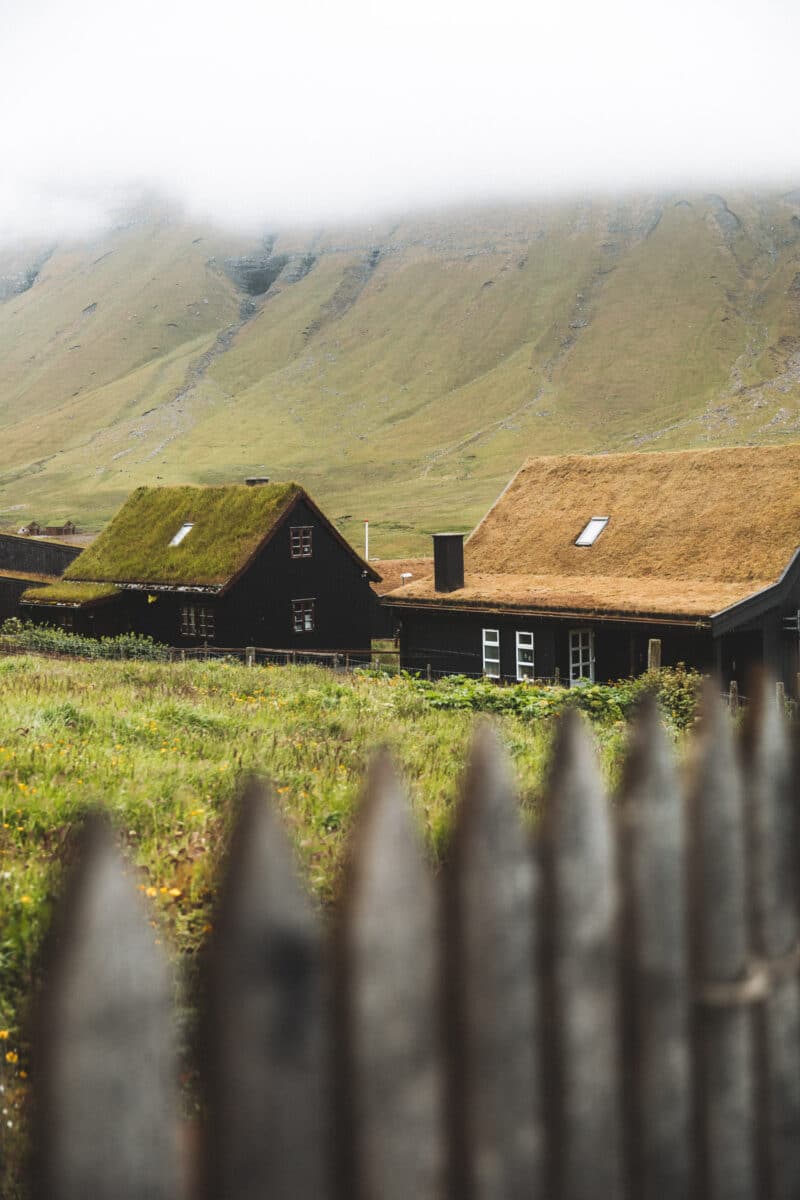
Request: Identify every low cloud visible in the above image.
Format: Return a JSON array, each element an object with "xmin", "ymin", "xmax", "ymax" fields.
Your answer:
[{"xmin": 1, "ymin": 0, "xmax": 798, "ymax": 239}]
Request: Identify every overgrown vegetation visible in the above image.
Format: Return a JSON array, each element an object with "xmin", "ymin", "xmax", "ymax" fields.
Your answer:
[
  {"xmin": 0, "ymin": 618, "xmax": 170, "ymax": 659},
  {"xmin": 0, "ymin": 652, "xmax": 702, "ymax": 1194}
]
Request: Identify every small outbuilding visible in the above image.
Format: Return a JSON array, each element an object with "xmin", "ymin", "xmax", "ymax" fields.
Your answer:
[
  {"xmin": 23, "ymin": 482, "xmax": 380, "ymax": 650},
  {"xmin": 382, "ymin": 445, "xmax": 800, "ymax": 694}
]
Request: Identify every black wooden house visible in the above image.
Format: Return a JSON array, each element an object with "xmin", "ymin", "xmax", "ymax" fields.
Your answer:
[
  {"xmin": 382, "ymin": 446, "xmax": 800, "ymax": 694},
  {"xmin": 0, "ymin": 533, "xmax": 82, "ymax": 623},
  {"xmin": 22, "ymin": 482, "xmax": 379, "ymax": 650}
]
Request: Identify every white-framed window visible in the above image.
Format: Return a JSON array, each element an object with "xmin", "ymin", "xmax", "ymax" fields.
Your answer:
[
  {"xmin": 292, "ymin": 597, "xmax": 316, "ymax": 633},
  {"xmin": 575, "ymin": 516, "xmax": 608, "ymax": 547},
  {"xmin": 169, "ymin": 522, "xmax": 194, "ymax": 547},
  {"xmin": 569, "ymin": 628, "xmax": 595, "ymax": 685},
  {"xmin": 516, "ymin": 630, "xmax": 535, "ymax": 680},
  {"xmin": 482, "ymin": 628, "xmax": 500, "ymax": 678}
]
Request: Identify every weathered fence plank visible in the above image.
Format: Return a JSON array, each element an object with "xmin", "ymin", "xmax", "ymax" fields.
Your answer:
[
  {"xmin": 619, "ymin": 698, "xmax": 690, "ymax": 1199},
  {"xmin": 334, "ymin": 753, "xmax": 444, "ymax": 1200},
  {"xmin": 689, "ymin": 688, "xmax": 757, "ymax": 1200},
  {"xmin": 444, "ymin": 723, "xmax": 541, "ymax": 1200},
  {"xmin": 742, "ymin": 681, "xmax": 800, "ymax": 1200},
  {"xmin": 16, "ymin": 697, "xmax": 800, "ymax": 1200},
  {"xmin": 540, "ymin": 709, "xmax": 622, "ymax": 1200},
  {"xmin": 34, "ymin": 817, "xmax": 180, "ymax": 1200},
  {"xmin": 205, "ymin": 778, "xmax": 328, "ymax": 1200}
]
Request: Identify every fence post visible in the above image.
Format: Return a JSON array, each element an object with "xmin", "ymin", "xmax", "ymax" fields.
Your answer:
[
  {"xmin": 729, "ymin": 680, "xmax": 739, "ymax": 712},
  {"xmin": 689, "ymin": 687, "xmax": 757, "ymax": 1199},
  {"xmin": 444, "ymin": 723, "xmax": 542, "ymax": 1196},
  {"xmin": 775, "ymin": 681, "xmax": 785, "ymax": 712},
  {"xmin": 334, "ymin": 754, "xmax": 443, "ymax": 1199},
  {"xmin": 619, "ymin": 698, "xmax": 690, "ymax": 1197},
  {"xmin": 742, "ymin": 677, "xmax": 800, "ymax": 1198},
  {"xmin": 245, "ymin": 646, "xmax": 255, "ymax": 668},
  {"xmin": 647, "ymin": 638, "xmax": 662, "ymax": 673},
  {"xmin": 206, "ymin": 780, "xmax": 327, "ymax": 1200},
  {"xmin": 34, "ymin": 818, "xmax": 180, "ymax": 1200},
  {"xmin": 426, "ymin": 663, "xmax": 431, "ymax": 682},
  {"xmin": 345, "ymin": 653, "xmax": 350, "ymax": 672},
  {"xmin": 540, "ymin": 710, "xmax": 622, "ymax": 1199},
  {"xmin": 554, "ymin": 666, "xmax": 560, "ymax": 685}
]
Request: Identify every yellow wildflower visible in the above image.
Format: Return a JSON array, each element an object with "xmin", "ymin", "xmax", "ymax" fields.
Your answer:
[{"xmin": 5, "ymin": 1051, "xmax": 18, "ymax": 1064}]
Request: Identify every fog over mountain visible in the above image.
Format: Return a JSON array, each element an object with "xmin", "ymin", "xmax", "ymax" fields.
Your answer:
[{"xmin": 1, "ymin": 0, "xmax": 799, "ymax": 238}]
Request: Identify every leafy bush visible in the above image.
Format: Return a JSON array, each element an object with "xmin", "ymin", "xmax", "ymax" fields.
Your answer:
[
  {"xmin": 389, "ymin": 664, "xmax": 703, "ymax": 732},
  {"xmin": 0, "ymin": 619, "xmax": 169, "ymax": 661}
]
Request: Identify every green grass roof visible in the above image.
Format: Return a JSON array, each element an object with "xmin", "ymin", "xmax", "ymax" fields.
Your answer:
[
  {"xmin": 21, "ymin": 581, "xmax": 121, "ymax": 607},
  {"xmin": 64, "ymin": 483, "xmax": 301, "ymax": 588}
]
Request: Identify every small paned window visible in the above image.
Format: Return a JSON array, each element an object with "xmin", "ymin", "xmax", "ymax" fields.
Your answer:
[
  {"xmin": 569, "ymin": 628, "xmax": 595, "ymax": 685},
  {"xmin": 482, "ymin": 628, "xmax": 500, "ymax": 679},
  {"xmin": 516, "ymin": 630, "xmax": 535, "ymax": 680},
  {"xmin": 575, "ymin": 516, "xmax": 608, "ymax": 547},
  {"xmin": 169, "ymin": 522, "xmax": 194, "ymax": 547},
  {"xmin": 292, "ymin": 597, "xmax": 316, "ymax": 633},
  {"xmin": 180, "ymin": 604, "xmax": 215, "ymax": 640},
  {"xmin": 290, "ymin": 526, "xmax": 313, "ymax": 558}
]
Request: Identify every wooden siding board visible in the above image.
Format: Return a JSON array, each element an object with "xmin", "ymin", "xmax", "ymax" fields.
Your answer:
[{"xmin": 398, "ymin": 608, "xmax": 716, "ymax": 683}]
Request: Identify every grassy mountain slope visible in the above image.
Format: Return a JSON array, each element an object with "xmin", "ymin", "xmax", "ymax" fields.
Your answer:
[{"xmin": 0, "ymin": 192, "xmax": 799, "ymax": 554}]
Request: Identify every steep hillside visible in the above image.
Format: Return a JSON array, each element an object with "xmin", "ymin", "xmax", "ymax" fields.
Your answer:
[{"xmin": 1, "ymin": 191, "xmax": 799, "ymax": 554}]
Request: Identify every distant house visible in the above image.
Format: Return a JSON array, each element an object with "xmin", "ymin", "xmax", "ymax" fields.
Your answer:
[
  {"xmin": 0, "ymin": 532, "xmax": 82, "ymax": 623},
  {"xmin": 382, "ymin": 446, "xmax": 800, "ymax": 693},
  {"xmin": 22, "ymin": 482, "xmax": 380, "ymax": 649},
  {"xmin": 43, "ymin": 520, "xmax": 77, "ymax": 537}
]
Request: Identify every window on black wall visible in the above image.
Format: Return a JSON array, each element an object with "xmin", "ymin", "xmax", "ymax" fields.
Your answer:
[
  {"xmin": 180, "ymin": 605, "xmax": 215, "ymax": 640},
  {"xmin": 290, "ymin": 526, "xmax": 313, "ymax": 558},
  {"xmin": 292, "ymin": 598, "xmax": 316, "ymax": 633}
]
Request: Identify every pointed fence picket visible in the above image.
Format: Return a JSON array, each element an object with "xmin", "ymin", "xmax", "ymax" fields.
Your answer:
[{"xmin": 20, "ymin": 688, "xmax": 800, "ymax": 1199}]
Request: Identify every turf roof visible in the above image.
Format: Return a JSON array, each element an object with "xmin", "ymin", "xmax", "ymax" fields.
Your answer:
[
  {"xmin": 64, "ymin": 483, "xmax": 301, "ymax": 588},
  {"xmin": 383, "ymin": 445, "xmax": 800, "ymax": 619},
  {"xmin": 466, "ymin": 445, "xmax": 800, "ymax": 586},
  {"xmin": 21, "ymin": 581, "xmax": 121, "ymax": 607}
]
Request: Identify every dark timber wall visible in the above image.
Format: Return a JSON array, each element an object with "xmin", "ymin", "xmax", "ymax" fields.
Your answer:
[
  {"xmin": 392, "ymin": 606, "xmax": 716, "ymax": 682},
  {"xmin": 0, "ymin": 534, "xmax": 81, "ymax": 577}
]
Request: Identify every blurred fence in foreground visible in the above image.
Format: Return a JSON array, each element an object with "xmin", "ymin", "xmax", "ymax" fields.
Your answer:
[{"xmin": 22, "ymin": 684, "xmax": 800, "ymax": 1200}]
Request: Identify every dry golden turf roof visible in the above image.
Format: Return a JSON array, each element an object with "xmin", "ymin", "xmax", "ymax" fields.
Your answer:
[
  {"xmin": 387, "ymin": 573, "xmax": 770, "ymax": 620},
  {"xmin": 65, "ymin": 483, "xmax": 302, "ymax": 588},
  {"xmin": 21, "ymin": 581, "xmax": 121, "ymax": 607},
  {"xmin": 386, "ymin": 445, "xmax": 800, "ymax": 618},
  {"xmin": 369, "ymin": 558, "xmax": 433, "ymax": 596}
]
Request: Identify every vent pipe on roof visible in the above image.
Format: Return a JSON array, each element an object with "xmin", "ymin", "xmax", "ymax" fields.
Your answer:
[
  {"xmin": 245, "ymin": 477, "xmax": 270, "ymax": 486},
  {"xmin": 433, "ymin": 533, "xmax": 465, "ymax": 593}
]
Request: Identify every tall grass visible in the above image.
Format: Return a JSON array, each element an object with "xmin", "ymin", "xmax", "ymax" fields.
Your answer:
[{"xmin": 0, "ymin": 653, "xmax": 698, "ymax": 1195}]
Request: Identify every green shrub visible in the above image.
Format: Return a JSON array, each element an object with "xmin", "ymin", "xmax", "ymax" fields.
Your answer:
[{"xmin": 0, "ymin": 619, "xmax": 169, "ymax": 661}]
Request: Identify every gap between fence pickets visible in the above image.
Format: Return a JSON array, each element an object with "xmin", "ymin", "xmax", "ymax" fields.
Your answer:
[{"xmin": 26, "ymin": 686, "xmax": 800, "ymax": 1200}]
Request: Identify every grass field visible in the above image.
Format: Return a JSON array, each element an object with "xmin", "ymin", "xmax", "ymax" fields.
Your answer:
[{"xmin": 0, "ymin": 651, "xmax": 702, "ymax": 1192}]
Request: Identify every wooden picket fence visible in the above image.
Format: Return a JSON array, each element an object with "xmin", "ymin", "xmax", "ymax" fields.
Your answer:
[{"xmin": 23, "ymin": 682, "xmax": 800, "ymax": 1199}]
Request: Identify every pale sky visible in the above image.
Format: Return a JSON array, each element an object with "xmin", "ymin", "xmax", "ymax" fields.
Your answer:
[{"xmin": 0, "ymin": 0, "xmax": 798, "ymax": 238}]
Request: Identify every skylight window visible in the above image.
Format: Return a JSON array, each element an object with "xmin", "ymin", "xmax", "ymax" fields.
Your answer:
[
  {"xmin": 169, "ymin": 522, "xmax": 194, "ymax": 547},
  {"xmin": 575, "ymin": 516, "xmax": 609, "ymax": 547}
]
